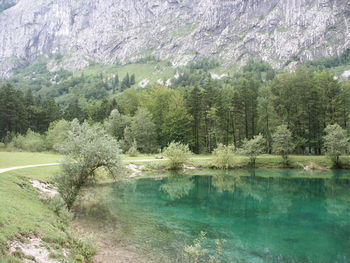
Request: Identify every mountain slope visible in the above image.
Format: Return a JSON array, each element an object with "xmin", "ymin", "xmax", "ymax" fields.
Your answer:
[{"xmin": 0, "ymin": 0, "xmax": 349, "ymax": 77}]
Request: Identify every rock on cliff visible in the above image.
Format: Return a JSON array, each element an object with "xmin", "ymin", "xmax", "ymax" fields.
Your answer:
[{"xmin": 0, "ymin": 0, "xmax": 349, "ymax": 76}]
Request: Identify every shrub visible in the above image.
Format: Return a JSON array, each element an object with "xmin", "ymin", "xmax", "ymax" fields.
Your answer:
[
  {"xmin": 126, "ymin": 140, "xmax": 139, "ymax": 157},
  {"xmin": 163, "ymin": 141, "xmax": 192, "ymax": 170},
  {"xmin": 10, "ymin": 129, "xmax": 46, "ymax": 152},
  {"xmin": 72, "ymin": 238, "xmax": 96, "ymax": 262},
  {"xmin": 212, "ymin": 144, "xmax": 235, "ymax": 169}
]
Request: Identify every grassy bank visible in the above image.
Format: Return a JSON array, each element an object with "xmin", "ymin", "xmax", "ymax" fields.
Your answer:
[
  {"xmin": 0, "ymin": 166, "xmax": 95, "ymax": 262},
  {"xmin": 139, "ymin": 154, "xmax": 350, "ymax": 171},
  {"xmin": 3, "ymin": 151, "xmax": 347, "ymax": 171}
]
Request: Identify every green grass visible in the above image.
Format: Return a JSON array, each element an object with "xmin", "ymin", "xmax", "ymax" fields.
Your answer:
[
  {"xmin": 0, "ymin": 166, "xmax": 97, "ymax": 262},
  {"xmin": 75, "ymin": 61, "xmax": 176, "ymax": 83},
  {"xmin": 0, "ymin": 151, "xmax": 62, "ymax": 168},
  {"xmin": 0, "ymin": 167, "xmax": 69, "ymax": 261},
  {"xmin": 204, "ymin": 154, "xmax": 350, "ymax": 170},
  {"xmin": 130, "ymin": 154, "xmax": 350, "ymax": 170}
]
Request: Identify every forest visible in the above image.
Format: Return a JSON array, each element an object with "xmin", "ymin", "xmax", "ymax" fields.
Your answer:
[{"xmin": 0, "ymin": 58, "xmax": 349, "ymax": 156}]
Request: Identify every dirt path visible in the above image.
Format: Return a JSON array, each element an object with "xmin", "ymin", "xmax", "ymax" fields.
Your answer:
[{"xmin": 0, "ymin": 163, "xmax": 60, "ymax": 174}]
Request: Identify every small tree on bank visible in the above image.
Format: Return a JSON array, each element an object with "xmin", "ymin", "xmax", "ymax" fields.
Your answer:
[
  {"xmin": 56, "ymin": 120, "xmax": 122, "ymax": 210},
  {"xmin": 272, "ymin": 125, "xmax": 295, "ymax": 165},
  {"xmin": 212, "ymin": 144, "xmax": 235, "ymax": 169},
  {"xmin": 239, "ymin": 134, "xmax": 266, "ymax": 167},
  {"xmin": 323, "ymin": 124, "xmax": 349, "ymax": 168},
  {"xmin": 163, "ymin": 142, "xmax": 192, "ymax": 170}
]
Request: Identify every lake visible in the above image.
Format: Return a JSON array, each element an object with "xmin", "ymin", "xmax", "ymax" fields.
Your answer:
[{"xmin": 86, "ymin": 170, "xmax": 350, "ymax": 262}]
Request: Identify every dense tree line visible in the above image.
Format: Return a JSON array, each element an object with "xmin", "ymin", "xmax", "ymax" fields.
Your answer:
[
  {"xmin": 0, "ymin": 84, "xmax": 60, "ymax": 140},
  {"xmin": 1, "ymin": 59, "xmax": 350, "ymax": 156}
]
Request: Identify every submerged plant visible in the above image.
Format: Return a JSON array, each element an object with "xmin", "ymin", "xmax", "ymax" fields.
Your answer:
[{"xmin": 184, "ymin": 231, "xmax": 225, "ymax": 263}]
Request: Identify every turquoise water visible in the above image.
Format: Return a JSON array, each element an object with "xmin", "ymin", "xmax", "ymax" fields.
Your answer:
[{"xmin": 106, "ymin": 170, "xmax": 350, "ymax": 262}]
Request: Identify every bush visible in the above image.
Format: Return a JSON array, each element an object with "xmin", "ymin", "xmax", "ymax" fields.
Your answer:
[
  {"xmin": 163, "ymin": 142, "xmax": 192, "ymax": 170},
  {"xmin": 10, "ymin": 129, "xmax": 46, "ymax": 152},
  {"xmin": 212, "ymin": 144, "xmax": 235, "ymax": 169},
  {"xmin": 126, "ymin": 140, "xmax": 139, "ymax": 157},
  {"xmin": 72, "ymin": 238, "xmax": 96, "ymax": 262}
]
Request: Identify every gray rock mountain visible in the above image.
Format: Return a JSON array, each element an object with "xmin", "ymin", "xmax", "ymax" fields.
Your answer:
[{"xmin": 0, "ymin": 0, "xmax": 349, "ymax": 76}]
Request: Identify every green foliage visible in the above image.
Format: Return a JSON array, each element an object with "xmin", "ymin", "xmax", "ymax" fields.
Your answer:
[
  {"xmin": 71, "ymin": 238, "xmax": 97, "ymax": 262},
  {"xmin": 323, "ymin": 124, "xmax": 349, "ymax": 167},
  {"xmin": 305, "ymin": 48, "xmax": 350, "ymax": 70},
  {"xmin": 127, "ymin": 140, "xmax": 139, "ymax": 157},
  {"xmin": 188, "ymin": 58, "xmax": 220, "ymax": 71},
  {"xmin": 239, "ymin": 134, "xmax": 266, "ymax": 166},
  {"xmin": 45, "ymin": 119, "xmax": 71, "ymax": 151},
  {"xmin": 272, "ymin": 125, "xmax": 295, "ymax": 164},
  {"xmin": 10, "ymin": 129, "xmax": 46, "ymax": 152},
  {"xmin": 163, "ymin": 142, "xmax": 192, "ymax": 170},
  {"xmin": 0, "ymin": 84, "xmax": 61, "ymax": 140},
  {"xmin": 55, "ymin": 120, "xmax": 122, "ymax": 210},
  {"xmin": 129, "ymin": 108, "xmax": 157, "ymax": 153},
  {"xmin": 135, "ymin": 55, "xmax": 160, "ymax": 64},
  {"xmin": 104, "ymin": 109, "xmax": 128, "ymax": 140},
  {"xmin": 212, "ymin": 144, "xmax": 236, "ymax": 169},
  {"xmin": 3, "ymin": 57, "xmax": 350, "ymax": 158},
  {"xmin": 45, "ymin": 196, "xmax": 73, "ymax": 226}
]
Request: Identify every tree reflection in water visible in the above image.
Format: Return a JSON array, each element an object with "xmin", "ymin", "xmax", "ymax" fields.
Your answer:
[{"xmin": 160, "ymin": 172, "xmax": 195, "ymax": 200}]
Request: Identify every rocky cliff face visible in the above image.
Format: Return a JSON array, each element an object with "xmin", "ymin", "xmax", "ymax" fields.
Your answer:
[{"xmin": 0, "ymin": 0, "xmax": 349, "ymax": 76}]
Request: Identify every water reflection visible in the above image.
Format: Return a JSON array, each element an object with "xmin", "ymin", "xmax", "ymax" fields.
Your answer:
[
  {"xmin": 160, "ymin": 172, "xmax": 194, "ymax": 200},
  {"xmin": 212, "ymin": 172, "xmax": 241, "ymax": 193}
]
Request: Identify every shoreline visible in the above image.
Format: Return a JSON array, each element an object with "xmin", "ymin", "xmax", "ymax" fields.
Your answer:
[{"xmin": 2, "ymin": 153, "xmax": 350, "ymax": 262}]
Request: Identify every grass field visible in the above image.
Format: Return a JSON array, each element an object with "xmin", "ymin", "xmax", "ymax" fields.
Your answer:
[
  {"xmin": 0, "ymin": 152, "xmax": 62, "ymax": 168},
  {"xmin": 75, "ymin": 62, "xmax": 176, "ymax": 83}
]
